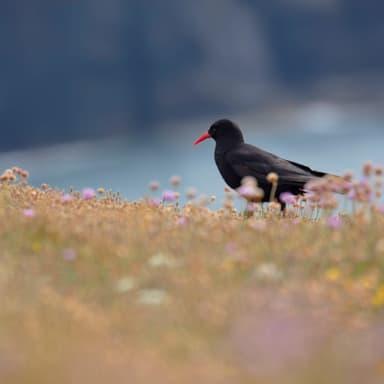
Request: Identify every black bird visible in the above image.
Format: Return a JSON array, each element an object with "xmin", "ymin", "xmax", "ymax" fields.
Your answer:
[{"xmin": 193, "ymin": 119, "xmax": 329, "ymax": 206}]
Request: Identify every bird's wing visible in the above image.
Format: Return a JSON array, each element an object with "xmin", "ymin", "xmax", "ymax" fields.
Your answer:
[
  {"xmin": 286, "ymin": 160, "xmax": 326, "ymax": 178},
  {"xmin": 225, "ymin": 144, "xmax": 321, "ymax": 187}
]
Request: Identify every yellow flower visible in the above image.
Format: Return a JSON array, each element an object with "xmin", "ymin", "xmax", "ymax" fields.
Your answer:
[
  {"xmin": 325, "ymin": 267, "xmax": 341, "ymax": 282},
  {"xmin": 371, "ymin": 285, "xmax": 384, "ymax": 307}
]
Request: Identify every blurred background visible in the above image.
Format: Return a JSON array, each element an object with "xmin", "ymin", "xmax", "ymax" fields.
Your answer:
[{"xmin": 1, "ymin": 0, "xmax": 384, "ymax": 203}]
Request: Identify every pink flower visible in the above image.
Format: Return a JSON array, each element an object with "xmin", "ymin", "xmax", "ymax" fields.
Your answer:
[
  {"xmin": 61, "ymin": 193, "xmax": 72, "ymax": 203},
  {"xmin": 63, "ymin": 248, "xmax": 76, "ymax": 261},
  {"xmin": 149, "ymin": 181, "xmax": 160, "ymax": 191},
  {"xmin": 347, "ymin": 189, "xmax": 356, "ymax": 200},
  {"xmin": 148, "ymin": 197, "xmax": 161, "ymax": 207},
  {"xmin": 280, "ymin": 192, "xmax": 296, "ymax": 204},
  {"xmin": 82, "ymin": 188, "xmax": 96, "ymax": 200},
  {"xmin": 238, "ymin": 185, "xmax": 256, "ymax": 198},
  {"xmin": 378, "ymin": 205, "xmax": 384, "ymax": 214},
  {"xmin": 327, "ymin": 215, "xmax": 343, "ymax": 230},
  {"xmin": 226, "ymin": 242, "xmax": 237, "ymax": 253},
  {"xmin": 162, "ymin": 190, "xmax": 177, "ymax": 202},
  {"xmin": 246, "ymin": 203, "xmax": 259, "ymax": 213},
  {"xmin": 177, "ymin": 217, "xmax": 188, "ymax": 226},
  {"xmin": 23, "ymin": 208, "xmax": 36, "ymax": 218}
]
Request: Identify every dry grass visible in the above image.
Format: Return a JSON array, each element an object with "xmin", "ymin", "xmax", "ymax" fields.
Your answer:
[{"xmin": 0, "ymin": 166, "xmax": 384, "ymax": 384}]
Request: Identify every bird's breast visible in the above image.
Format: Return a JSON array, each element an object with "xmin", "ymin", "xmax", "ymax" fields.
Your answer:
[{"xmin": 214, "ymin": 151, "xmax": 242, "ymax": 189}]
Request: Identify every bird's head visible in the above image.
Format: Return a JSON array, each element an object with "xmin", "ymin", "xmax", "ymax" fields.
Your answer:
[{"xmin": 193, "ymin": 119, "xmax": 244, "ymax": 147}]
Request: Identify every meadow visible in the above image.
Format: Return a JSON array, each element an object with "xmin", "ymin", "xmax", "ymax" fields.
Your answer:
[{"xmin": 0, "ymin": 165, "xmax": 384, "ymax": 384}]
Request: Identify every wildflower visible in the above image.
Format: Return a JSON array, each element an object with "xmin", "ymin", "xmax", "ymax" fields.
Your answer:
[
  {"xmin": 375, "ymin": 166, "xmax": 383, "ymax": 176},
  {"xmin": 210, "ymin": 195, "xmax": 217, "ymax": 202},
  {"xmin": 0, "ymin": 169, "xmax": 14, "ymax": 182},
  {"xmin": 62, "ymin": 248, "xmax": 76, "ymax": 261},
  {"xmin": 327, "ymin": 215, "xmax": 343, "ymax": 229},
  {"xmin": 246, "ymin": 202, "xmax": 260, "ymax": 213},
  {"xmin": 237, "ymin": 184, "xmax": 264, "ymax": 201},
  {"xmin": 266, "ymin": 172, "xmax": 279, "ymax": 184},
  {"xmin": 238, "ymin": 185, "xmax": 256, "ymax": 198},
  {"xmin": 241, "ymin": 176, "xmax": 258, "ymax": 187},
  {"xmin": 185, "ymin": 187, "xmax": 197, "ymax": 199},
  {"xmin": 371, "ymin": 285, "xmax": 384, "ymax": 307},
  {"xmin": 148, "ymin": 253, "xmax": 179, "ymax": 268},
  {"xmin": 226, "ymin": 242, "xmax": 237, "ymax": 253},
  {"xmin": 280, "ymin": 192, "xmax": 296, "ymax": 205},
  {"xmin": 116, "ymin": 277, "xmax": 136, "ymax": 293},
  {"xmin": 82, "ymin": 188, "xmax": 96, "ymax": 199},
  {"xmin": 40, "ymin": 183, "xmax": 49, "ymax": 191},
  {"xmin": 97, "ymin": 188, "xmax": 105, "ymax": 195},
  {"xmin": 254, "ymin": 262, "xmax": 282, "ymax": 281},
  {"xmin": 342, "ymin": 171, "xmax": 354, "ymax": 182},
  {"xmin": 162, "ymin": 190, "xmax": 177, "ymax": 202},
  {"xmin": 248, "ymin": 219, "xmax": 266, "ymax": 231},
  {"xmin": 170, "ymin": 175, "xmax": 181, "ymax": 187},
  {"xmin": 177, "ymin": 217, "xmax": 188, "ymax": 226},
  {"xmin": 61, "ymin": 193, "xmax": 72, "ymax": 203},
  {"xmin": 347, "ymin": 189, "xmax": 356, "ymax": 200},
  {"xmin": 23, "ymin": 208, "xmax": 36, "ymax": 218},
  {"xmin": 325, "ymin": 267, "xmax": 341, "ymax": 281},
  {"xmin": 149, "ymin": 181, "xmax": 160, "ymax": 191},
  {"xmin": 148, "ymin": 197, "xmax": 161, "ymax": 207},
  {"xmin": 137, "ymin": 289, "xmax": 168, "ymax": 305},
  {"xmin": 363, "ymin": 161, "xmax": 374, "ymax": 177},
  {"xmin": 378, "ymin": 205, "xmax": 384, "ymax": 214}
]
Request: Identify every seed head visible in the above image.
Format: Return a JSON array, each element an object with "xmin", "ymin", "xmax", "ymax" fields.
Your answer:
[
  {"xmin": 375, "ymin": 166, "xmax": 383, "ymax": 176},
  {"xmin": 149, "ymin": 181, "xmax": 160, "ymax": 191},
  {"xmin": 170, "ymin": 175, "xmax": 181, "ymax": 187},
  {"xmin": 185, "ymin": 187, "xmax": 197, "ymax": 199},
  {"xmin": 266, "ymin": 172, "xmax": 279, "ymax": 184},
  {"xmin": 241, "ymin": 176, "xmax": 258, "ymax": 187},
  {"xmin": 363, "ymin": 161, "xmax": 374, "ymax": 177}
]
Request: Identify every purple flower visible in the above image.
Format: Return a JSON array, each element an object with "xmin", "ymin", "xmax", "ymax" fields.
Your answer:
[
  {"xmin": 280, "ymin": 192, "xmax": 296, "ymax": 204},
  {"xmin": 23, "ymin": 208, "xmax": 36, "ymax": 218},
  {"xmin": 327, "ymin": 215, "xmax": 343, "ymax": 230},
  {"xmin": 61, "ymin": 193, "xmax": 72, "ymax": 203},
  {"xmin": 162, "ymin": 190, "xmax": 177, "ymax": 202},
  {"xmin": 63, "ymin": 248, "xmax": 77, "ymax": 261},
  {"xmin": 82, "ymin": 188, "xmax": 96, "ymax": 200}
]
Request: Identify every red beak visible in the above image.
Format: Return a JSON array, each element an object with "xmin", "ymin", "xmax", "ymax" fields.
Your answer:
[{"xmin": 193, "ymin": 132, "xmax": 211, "ymax": 146}]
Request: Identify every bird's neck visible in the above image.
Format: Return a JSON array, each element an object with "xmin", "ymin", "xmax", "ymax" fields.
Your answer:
[{"xmin": 215, "ymin": 139, "xmax": 244, "ymax": 153}]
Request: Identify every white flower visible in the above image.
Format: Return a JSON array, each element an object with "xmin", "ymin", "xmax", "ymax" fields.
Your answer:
[
  {"xmin": 115, "ymin": 277, "xmax": 136, "ymax": 293},
  {"xmin": 137, "ymin": 289, "xmax": 168, "ymax": 305},
  {"xmin": 254, "ymin": 262, "xmax": 282, "ymax": 281},
  {"xmin": 148, "ymin": 253, "xmax": 180, "ymax": 268}
]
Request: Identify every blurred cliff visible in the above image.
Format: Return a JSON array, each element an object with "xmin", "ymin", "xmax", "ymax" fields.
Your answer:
[{"xmin": 1, "ymin": 0, "xmax": 384, "ymax": 150}]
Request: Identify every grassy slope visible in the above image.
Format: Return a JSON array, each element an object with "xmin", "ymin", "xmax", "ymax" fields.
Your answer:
[{"xmin": 0, "ymin": 180, "xmax": 384, "ymax": 384}]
